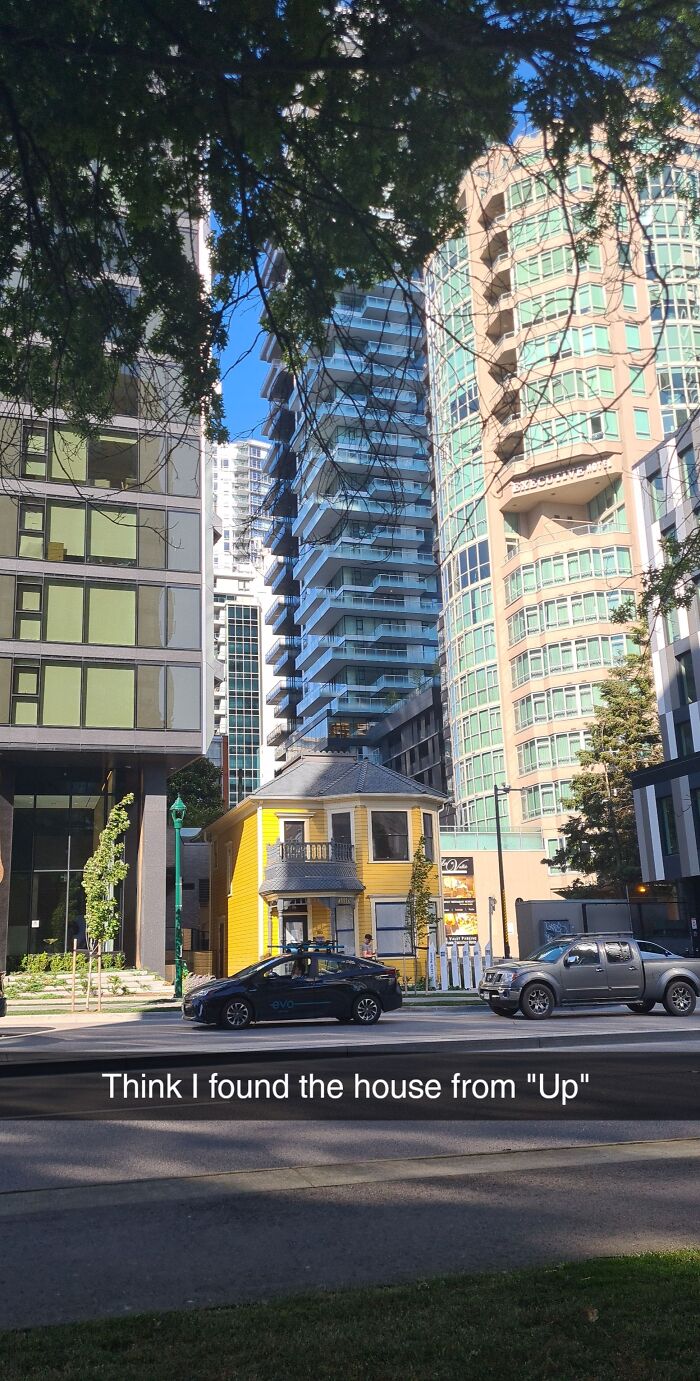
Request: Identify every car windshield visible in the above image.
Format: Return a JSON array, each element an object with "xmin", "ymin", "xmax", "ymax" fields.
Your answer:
[
  {"xmin": 227, "ymin": 961, "xmax": 269, "ymax": 981},
  {"xmin": 526, "ymin": 941, "xmax": 572, "ymax": 963}
]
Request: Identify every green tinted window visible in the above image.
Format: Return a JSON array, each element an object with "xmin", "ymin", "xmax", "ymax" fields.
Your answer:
[
  {"xmin": 51, "ymin": 429, "xmax": 87, "ymax": 483},
  {"xmin": 89, "ymin": 508, "xmax": 137, "ymax": 563},
  {"xmin": 42, "ymin": 664, "xmax": 82, "ymax": 726},
  {"xmin": 84, "ymin": 666, "xmax": 135, "ymax": 728},
  {"xmin": 87, "ymin": 585, "xmax": 136, "ymax": 645},
  {"xmin": 45, "ymin": 583, "xmax": 84, "ymax": 642},
  {"xmin": 48, "ymin": 503, "xmax": 85, "ymax": 561}
]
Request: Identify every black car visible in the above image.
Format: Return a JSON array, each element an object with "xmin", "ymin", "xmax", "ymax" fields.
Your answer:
[{"xmin": 182, "ymin": 945, "xmax": 403, "ymax": 1030}]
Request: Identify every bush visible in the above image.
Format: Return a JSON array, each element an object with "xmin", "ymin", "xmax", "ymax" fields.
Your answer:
[
  {"xmin": 102, "ymin": 952, "xmax": 125, "ymax": 970},
  {"xmin": 20, "ymin": 953, "xmax": 50, "ymax": 974}
]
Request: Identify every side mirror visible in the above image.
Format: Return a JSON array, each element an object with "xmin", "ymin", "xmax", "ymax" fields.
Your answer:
[{"xmin": 564, "ymin": 954, "xmax": 578, "ymax": 967}]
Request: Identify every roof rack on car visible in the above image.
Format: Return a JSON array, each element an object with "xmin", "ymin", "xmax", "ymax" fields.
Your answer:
[{"xmin": 280, "ymin": 940, "xmax": 344, "ymax": 954}]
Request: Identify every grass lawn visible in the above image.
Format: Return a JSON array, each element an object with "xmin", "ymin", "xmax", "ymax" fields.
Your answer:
[{"xmin": 4, "ymin": 1251, "xmax": 700, "ymax": 1380}]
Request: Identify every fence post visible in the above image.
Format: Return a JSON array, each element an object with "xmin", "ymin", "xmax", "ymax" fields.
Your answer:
[
  {"xmin": 462, "ymin": 943, "xmax": 472, "ymax": 991},
  {"xmin": 473, "ymin": 941, "xmax": 483, "ymax": 989},
  {"xmin": 450, "ymin": 943, "xmax": 460, "ymax": 988},
  {"xmin": 439, "ymin": 944, "xmax": 449, "ymax": 991}
]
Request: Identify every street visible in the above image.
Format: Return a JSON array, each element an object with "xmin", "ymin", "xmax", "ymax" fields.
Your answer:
[
  {"xmin": 5, "ymin": 1001, "xmax": 700, "ymax": 1054},
  {"xmin": 3, "ymin": 1007, "xmax": 700, "ymax": 1330}
]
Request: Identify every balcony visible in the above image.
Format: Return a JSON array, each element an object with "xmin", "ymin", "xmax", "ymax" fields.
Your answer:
[
  {"xmin": 266, "ymin": 677, "xmax": 302, "ymax": 706},
  {"xmin": 261, "ymin": 840, "xmax": 363, "ymax": 900}
]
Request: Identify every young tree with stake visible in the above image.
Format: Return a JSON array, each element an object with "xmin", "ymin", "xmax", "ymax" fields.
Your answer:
[{"xmin": 81, "ymin": 794, "xmax": 134, "ymax": 1011}]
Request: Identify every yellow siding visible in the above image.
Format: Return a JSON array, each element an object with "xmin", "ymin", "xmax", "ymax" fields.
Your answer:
[
  {"xmin": 261, "ymin": 809, "xmax": 281, "ymax": 956},
  {"xmin": 225, "ymin": 812, "xmax": 260, "ymax": 973}
]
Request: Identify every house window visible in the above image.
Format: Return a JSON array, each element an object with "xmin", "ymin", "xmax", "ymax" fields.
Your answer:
[
  {"xmin": 657, "ymin": 797, "xmax": 679, "ymax": 856},
  {"xmin": 371, "ymin": 810, "xmax": 409, "ymax": 861},
  {"xmin": 330, "ymin": 812, "xmax": 352, "ymax": 847},
  {"xmin": 282, "ymin": 819, "xmax": 305, "ymax": 845},
  {"xmin": 374, "ymin": 900, "xmax": 408, "ymax": 957},
  {"xmin": 226, "ymin": 843, "xmax": 233, "ymax": 895},
  {"xmin": 422, "ymin": 812, "xmax": 435, "ymax": 862}
]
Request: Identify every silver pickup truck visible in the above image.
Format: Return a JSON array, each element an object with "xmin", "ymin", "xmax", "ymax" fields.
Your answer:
[{"xmin": 479, "ymin": 933, "xmax": 700, "ymax": 1020}]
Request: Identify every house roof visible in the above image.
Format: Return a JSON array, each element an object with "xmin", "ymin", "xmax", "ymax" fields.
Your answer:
[{"xmin": 251, "ymin": 752, "xmax": 449, "ymax": 804}]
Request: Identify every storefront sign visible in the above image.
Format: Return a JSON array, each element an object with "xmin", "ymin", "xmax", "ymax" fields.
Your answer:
[{"xmin": 442, "ymin": 855, "xmax": 477, "ymax": 939}]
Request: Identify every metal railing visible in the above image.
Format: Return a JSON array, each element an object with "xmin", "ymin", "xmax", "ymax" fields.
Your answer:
[{"xmin": 270, "ymin": 841, "xmax": 355, "ymax": 863}]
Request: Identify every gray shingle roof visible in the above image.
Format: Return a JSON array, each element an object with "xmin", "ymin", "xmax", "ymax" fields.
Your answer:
[
  {"xmin": 261, "ymin": 858, "xmax": 364, "ymax": 898},
  {"xmin": 252, "ymin": 753, "xmax": 447, "ymax": 802}
]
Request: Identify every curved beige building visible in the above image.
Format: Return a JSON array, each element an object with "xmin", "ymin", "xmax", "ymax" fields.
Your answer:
[{"xmin": 426, "ymin": 132, "xmax": 700, "ymax": 874}]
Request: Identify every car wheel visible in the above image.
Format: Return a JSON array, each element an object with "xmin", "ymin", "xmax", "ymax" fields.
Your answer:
[
  {"xmin": 520, "ymin": 983, "xmax": 554, "ymax": 1020},
  {"xmin": 663, "ymin": 980, "xmax": 697, "ymax": 1017},
  {"xmin": 220, "ymin": 998, "xmax": 253, "ymax": 1030},
  {"xmin": 488, "ymin": 999, "xmax": 518, "ymax": 1018},
  {"xmin": 627, "ymin": 1000, "xmax": 656, "ymax": 1014},
  {"xmin": 352, "ymin": 993, "xmax": 382, "ymax": 1025}
]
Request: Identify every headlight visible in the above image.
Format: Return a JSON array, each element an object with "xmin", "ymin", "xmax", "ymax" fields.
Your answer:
[
  {"xmin": 191, "ymin": 987, "xmax": 212, "ymax": 1001},
  {"xmin": 496, "ymin": 971, "xmax": 517, "ymax": 985}
]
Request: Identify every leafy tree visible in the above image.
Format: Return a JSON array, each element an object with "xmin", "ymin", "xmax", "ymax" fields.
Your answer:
[
  {"xmin": 0, "ymin": 1, "xmax": 699, "ymax": 433},
  {"xmin": 405, "ymin": 835, "xmax": 435, "ymax": 989},
  {"xmin": 168, "ymin": 757, "xmax": 225, "ymax": 828},
  {"xmin": 81, "ymin": 793, "xmax": 135, "ymax": 948},
  {"xmin": 548, "ymin": 640, "xmax": 662, "ymax": 894}
]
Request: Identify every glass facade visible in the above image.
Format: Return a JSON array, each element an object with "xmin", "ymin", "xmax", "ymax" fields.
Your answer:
[
  {"xmin": 263, "ymin": 279, "xmax": 439, "ymax": 752},
  {"xmin": 7, "ymin": 767, "xmax": 119, "ymax": 964},
  {"xmin": 227, "ymin": 603, "xmax": 262, "ymax": 802}
]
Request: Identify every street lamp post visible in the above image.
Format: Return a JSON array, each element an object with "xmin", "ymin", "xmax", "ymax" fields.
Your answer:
[
  {"xmin": 493, "ymin": 783, "xmax": 511, "ymax": 959},
  {"xmin": 170, "ymin": 794, "xmax": 187, "ymax": 999}
]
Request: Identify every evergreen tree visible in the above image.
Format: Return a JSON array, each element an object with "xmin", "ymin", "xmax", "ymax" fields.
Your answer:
[
  {"xmin": 405, "ymin": 835, "xmax": 435, "ymax": 989},
  {"xmin": 549, "ymin": 640, "xmax": 662, "ymax": 894},
  {"xmin": 168, "ymin": 757, "xmax": 225, "ymax": 828}
]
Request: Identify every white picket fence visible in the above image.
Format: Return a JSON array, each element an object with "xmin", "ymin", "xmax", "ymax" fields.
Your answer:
[{"xmin": 428, "ymin": 940, "xmax": 495, "ymax": 992}]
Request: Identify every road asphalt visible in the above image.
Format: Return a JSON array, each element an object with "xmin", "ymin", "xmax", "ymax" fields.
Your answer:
[
  {"xmin": 4, "ymin": 1002, "xmax": 700, "ymax": 1057},
  {"xmin": 3, "ymin": 1007, "xmax": 700, "ymax": 1331}
]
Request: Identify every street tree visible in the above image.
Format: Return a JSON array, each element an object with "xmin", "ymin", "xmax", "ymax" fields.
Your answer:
[
  {"xmin": 0, "ymin": 1, "xmax": 699, "ymax": 436},
  {"xmin": 548, "ymin": 638, "xmax": 662, "ymax": 894},
  {"xmin": 81, "ymin": 792, "xmax": 134, "ymax": 1007},
  {"xmin": 168, "ymin": 757, "xmax": 225, "ymax": 829},
  {"xmin": 405, "ymin": 835, "xmax": 435, "ymax": 990}
]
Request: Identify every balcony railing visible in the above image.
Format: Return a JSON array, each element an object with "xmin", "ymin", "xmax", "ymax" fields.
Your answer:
[{"xmin": 271, "ymin": 841, "xmax": 355, "ymax": 863}]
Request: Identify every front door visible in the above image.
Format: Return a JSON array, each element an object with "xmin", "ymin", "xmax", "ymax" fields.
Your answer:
[
  {"xmin": 561, "ymin": 939, "xmax": 609, "ymax": 1000},
  {"xmin": 602, "ymin": 939, "xmax": 645, "ymax": 1000},
  {"xmin": 254, "ymin": 956, "xmax": 319, "ymax": 1021}
]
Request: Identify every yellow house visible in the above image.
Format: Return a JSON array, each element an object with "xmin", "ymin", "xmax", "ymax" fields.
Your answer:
[{"xmin": 207, "ymin": 751, "xmax": 447, "ymax": 979}]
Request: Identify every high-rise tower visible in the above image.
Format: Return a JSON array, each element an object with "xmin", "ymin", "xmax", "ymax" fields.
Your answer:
[{"xmin": 426, "ymin": 134, "xmax": 700, "ymax": 870}]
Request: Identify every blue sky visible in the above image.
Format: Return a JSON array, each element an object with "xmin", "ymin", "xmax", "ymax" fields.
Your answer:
[{"xmin": 218, "ymin": 283, "xmax": 269, "ymax": 443}]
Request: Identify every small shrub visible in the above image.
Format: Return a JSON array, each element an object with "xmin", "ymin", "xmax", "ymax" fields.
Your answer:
[
  {"xmin": 107, "ymin": 973, "xmax": 128, "ymax": 996},
  {"xmin": 20, "ymin": 953, "xmax": 50, "ymax": 974},
  {"xmin": 102, "ymin": 952, "xmax": 125, "ymax": 971}
]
